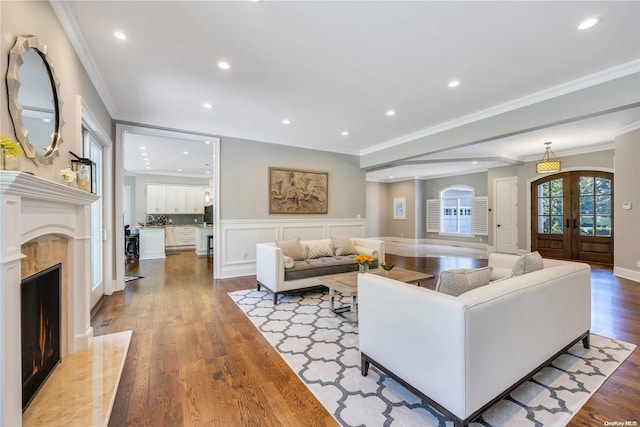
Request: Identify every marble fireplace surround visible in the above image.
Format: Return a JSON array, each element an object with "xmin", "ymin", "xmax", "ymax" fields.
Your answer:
[{"xmin": 0, "ymin": 171, "xmax": 98, "ymax": 426}]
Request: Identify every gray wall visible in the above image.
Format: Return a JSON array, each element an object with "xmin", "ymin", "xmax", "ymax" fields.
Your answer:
[
  {"xmin": 365, "ymin": 181, "xmax": 389, "ymax": 237},
  {"xmin": 220, "ymin": 137, "xmax": 365, "ymax": 220},
  {"xmin": 387, "ymin": 180, "xmax": 417, "ymax": 238},
  {"xmin": 614, "ymin": 130, "xmax": 640, "ymax": 274},
  {"xmin": 0, "ymin": 1, "xmax": 112, "ymax": 180},
  {"xmin": 421, "ymin": 172, "xmax": 489, "ymax": 244}
]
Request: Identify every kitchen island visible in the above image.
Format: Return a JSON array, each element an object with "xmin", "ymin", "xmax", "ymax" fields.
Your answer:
[
  {"xmin": 138, "ymin": 227, "xmax": 166, "ymax": 260},
  {"xmin": 195, "ymin": 225, "xmax": 214, "ymax": 256}
]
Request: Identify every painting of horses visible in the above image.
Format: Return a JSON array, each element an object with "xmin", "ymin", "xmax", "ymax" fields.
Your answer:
[{"xmin": 269, "ymin": 167, "xmax": 328, "ymax": 214}]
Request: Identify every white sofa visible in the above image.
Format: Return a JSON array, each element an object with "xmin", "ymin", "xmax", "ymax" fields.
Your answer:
[
  {"xmin": 256, "ymin": 237, "xmax": 384, "ymax": 304},
  {"xmin": 358, "ymin": 252, "xmax": 591, "ymax": 426}
]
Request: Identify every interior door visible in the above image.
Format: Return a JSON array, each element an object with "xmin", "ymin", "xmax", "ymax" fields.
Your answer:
[
  {"xmin": 495, "ymin": 177, "xmax": 518, "ymax": 254},
  {"xmin": 532, "ymin": 171, "xmax": 613, "ymax": 264}
]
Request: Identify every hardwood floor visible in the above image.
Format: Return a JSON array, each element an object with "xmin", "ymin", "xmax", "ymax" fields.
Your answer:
[{"xmin": 93, "ymin": 251, "xmax": 639, "ymax": 426}]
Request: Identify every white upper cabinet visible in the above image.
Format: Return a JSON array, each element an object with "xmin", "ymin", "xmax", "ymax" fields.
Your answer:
[
  {"xmin": 147, "ymin": 184, "xmax": 206, "ymax": 214},
  {"xmin": 146, "ymin": 185, "xmax": 167, "ymax": 214},
  {"xmin": 185, "ymin": 187, "xmax": 205, "ymax": 214}
]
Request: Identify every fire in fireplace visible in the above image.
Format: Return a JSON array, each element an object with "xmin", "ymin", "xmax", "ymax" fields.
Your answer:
[{"xmin": 21, "ymin": 263, "xmax": 61, "ymax": 410}]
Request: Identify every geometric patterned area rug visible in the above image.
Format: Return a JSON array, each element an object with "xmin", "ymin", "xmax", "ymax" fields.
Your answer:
[
  {"xmin": 124, "ymin": 275, "xmax": 144, "ymax": 282},
  {"xmin": 229, "ymin": 289, "xmax": 636, "ymax": 427}
]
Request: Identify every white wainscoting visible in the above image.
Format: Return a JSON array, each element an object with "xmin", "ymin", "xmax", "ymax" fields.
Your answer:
[{"xmin": 219, "ymin": 218, "xmax": 366, "ymax": 278}]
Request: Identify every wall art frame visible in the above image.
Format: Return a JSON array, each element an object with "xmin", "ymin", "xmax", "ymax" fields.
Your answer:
[
  {"xmin": 393, "ymin": 197, "xmax": 406, "ymax": 219},
  {"xmin": 269, "ymin": 167, "xmax": 328, "ymax": 214}
]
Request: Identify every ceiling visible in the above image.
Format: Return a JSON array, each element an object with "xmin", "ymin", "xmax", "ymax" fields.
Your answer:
[{"xmin": 52, "ymin": 1, "xmax": 640, "ymax": 181}]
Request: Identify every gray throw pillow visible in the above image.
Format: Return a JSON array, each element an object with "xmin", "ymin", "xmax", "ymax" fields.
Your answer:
[
  {"xmin": 511, "ymin": 251, "xmax": 544, "ymax": 276},
  {"xmin": 331, "ymin": 236, "xmax": 357, "ymax": 256},
  {"xmin": 275, "ymin": 237, "xmax": 305, "ymax": 261},
  {"xmin": 435, "ymin": 266, "xmax": 493, "ymax": 297}
]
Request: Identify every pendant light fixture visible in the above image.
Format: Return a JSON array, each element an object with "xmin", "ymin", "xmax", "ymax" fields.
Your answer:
[{"xmin": 536, "ymin": 142, "xmax": 561, "ymax": 173}]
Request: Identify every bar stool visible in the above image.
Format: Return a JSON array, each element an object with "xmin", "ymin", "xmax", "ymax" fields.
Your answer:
[
  {"xmin": 207, "ymin": 235, "xmax": 213, "ymax": 257},
  {"xmin": 125, "ymin": 233, "xmax": 139, "ymax": 260}
]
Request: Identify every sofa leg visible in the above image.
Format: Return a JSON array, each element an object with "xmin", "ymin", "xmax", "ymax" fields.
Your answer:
[
  {"xmin": 361, "ymin": 353, "xmax": 370, "ymax": 376},
  {"xmin": 582, "ymin": 332, "xmax": 590, "ymax": 349},
  {"xmin": 256, "ymin": 281, "xmax": 261, "ymax": 291},
  {"xmin": 273, "ymin": 292, "xmax": 279, "ymax": 305}
]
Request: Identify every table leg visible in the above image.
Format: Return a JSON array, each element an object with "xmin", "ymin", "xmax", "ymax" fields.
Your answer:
[
  {"xmin": 329, "ymin": 288, "xmax": 335, "ymax": 311},
  {"xmin": 350, "ymin": 295, "xmax": 357, "ymax": 317}
]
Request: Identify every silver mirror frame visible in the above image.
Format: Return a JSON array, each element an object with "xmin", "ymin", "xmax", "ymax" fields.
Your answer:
[{"xmin": 6, "ymin": 34, "xmax": 64, "ymax": 166}]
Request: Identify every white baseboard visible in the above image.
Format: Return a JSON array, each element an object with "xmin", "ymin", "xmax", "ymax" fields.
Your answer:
[{"xmin": 613, "ymin": 266, "xmax": 640, "ymax": 283}]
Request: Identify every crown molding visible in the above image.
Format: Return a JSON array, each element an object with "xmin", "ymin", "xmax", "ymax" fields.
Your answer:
[
  {"xmin": 50, "ymin": 1, "xmax": 116, "ymax": 116},
  {"xmin": 362, "ymin": 60, "xmax": 640, "ymax": 156}
]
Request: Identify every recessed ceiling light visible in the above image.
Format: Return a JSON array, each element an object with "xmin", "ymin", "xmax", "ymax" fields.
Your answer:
[
  {"xmin": 183, "ymin": 151, "xmax": 189, "ymax": 155},
  {"xmin": 389, "ymin": 175, "xmax": 394, "ymax": 179},
  {"xmin": 218, "ymin": 61, "xmax": 231, "ymax": 70},
  {"xmin": 141, "ymin": 153, "xmax": 148, "ymax": 157},
  {"xmin": 114, "ymin": 31, "xmax": 127, "ymax": 40},
  {"xmin": 448, "ymin": 80, "xmax": 461, "ymax": 88},
  {"xmin": 386, "ymin": 110, "xmax": 396, "ymax": 116},
  {"xmin": 341, "ymin": 131, "xmax": 349, "ymax": 136},
  {"xmin": 203, "ymin": 103, "xmax": 213, "ymax": 109},
  {"xmin": 472, "ymin": 161, "xmax": 478, "ymax": 165},
  {"xmin": 145, "ymin": 166, "xmax": 151, "ymax": 170},
  {"xmin": 205, "ymin": 140, "xmax": 211, "ymax": 144},
  {"xmin": 42, "ymin": 118, "xmax": 51, "ymax": 123},
  {"xmin": 282, "ymin": 119, "xmax": 291, "ymax": 124},
  {"xmin": 578, "ymin": 17, "xmax": 599, "ymax": 30},
  {"xmin": 206, "ymin": 170, "xmax": 211, "ymax": 174},
  {"xmin": 139, "ymin": 146, "xmax": 146, "ymax": 150},
  {"xmin": 177, "ymin": 169, "xmax": 183, "ymax": 172}
]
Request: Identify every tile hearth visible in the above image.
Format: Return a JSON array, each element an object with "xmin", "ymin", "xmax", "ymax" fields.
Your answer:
[{"xmin": 22, "ymin": 331, "xmax": 132, "ymax": 427}]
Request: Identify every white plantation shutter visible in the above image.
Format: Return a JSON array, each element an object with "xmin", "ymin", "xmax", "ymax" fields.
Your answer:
[
  {"xmin": 472, "ymin": 196, "xmax": 488, "ymax": 236},
  {"xmin": 426, "ymin": 199, "xmax": 441, "ymax": 232}
]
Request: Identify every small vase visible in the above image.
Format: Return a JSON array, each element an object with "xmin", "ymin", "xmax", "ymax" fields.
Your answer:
[
  {"xmin": 359, "ymin": 263, "xmax": 369, "ymax": 273},
  {"xmin": 384, "ymin": 270, "xmax": 390, "ymax": 276},
  {"xmin": 1, "ymin": 149, "xmax": 20, "ymax": 171}
]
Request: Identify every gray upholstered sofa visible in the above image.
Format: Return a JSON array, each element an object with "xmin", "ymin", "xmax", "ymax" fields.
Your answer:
[
  {"xmin": 358, "ymin": 252, "xmax": 591, "ymax": 426},
  {"xmin": 256, "ymin": 236, "xmax": 385, "ymax": 304}
]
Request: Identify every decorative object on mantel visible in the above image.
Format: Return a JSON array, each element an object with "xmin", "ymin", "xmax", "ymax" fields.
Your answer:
[
  {"xmin": 353, "ymin": 254, "xmax": 374, "ymax": 273},
  {"xmin": 269, "ymin": 167, "xmax": 328, "ymax": 214},
  {"xmin": 69, "ymin": 151, "xmax": 96, "ymax": 193},
  {"xmin": 59, "ymin": 168, "xmax": 77, "ymax": 187},
  {"xmin": 536, "ymin": 141, "xmax": 561, "ymax": 173},
  {"xmin": 1, "ymin": 134, "xmax": 23, "ymax": 171}
]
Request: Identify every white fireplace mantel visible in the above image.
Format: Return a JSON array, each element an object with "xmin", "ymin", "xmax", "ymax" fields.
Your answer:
[{"xmin": 0, "ymin": 171, "xmax": 98, "ymax": 427}]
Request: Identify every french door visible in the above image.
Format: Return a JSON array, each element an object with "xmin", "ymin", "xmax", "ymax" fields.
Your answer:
[
  {"xmin": 531, "ymin": 171, "xmax": 613, "ymax": 264},
  {"xmin": 84, "ymin": 129, "xmax": 104, "ymax": 308}
]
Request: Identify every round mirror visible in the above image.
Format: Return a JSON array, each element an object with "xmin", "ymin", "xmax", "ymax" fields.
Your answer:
[{"xmin": 6, "ymin": 35, "xmax": 63, "ymax": 166}]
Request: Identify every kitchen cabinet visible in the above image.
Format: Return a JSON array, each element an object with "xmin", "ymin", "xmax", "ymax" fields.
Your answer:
[
  {"xmin": 146, "ymin": 185, "xmax": 167, "ymax": 214},
  {"xmin": 185, "ymin": 187, "xmax": 205, "ymax": 214},
  {"xmin": 165, "ymin": 226, "xmax": 196, "ymax": 248},
  {"xmin": 146, "ymin": 185, "xmax": 206, "ymax": 214},
  {"xmin": 166, "ymin": 186, "xmax": 187, "ymax": 213}
]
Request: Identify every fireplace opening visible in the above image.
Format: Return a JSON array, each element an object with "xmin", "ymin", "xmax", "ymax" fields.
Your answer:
[{"xmin": 21, "ymin": 263, "xmax": 61, "ymax": 410}]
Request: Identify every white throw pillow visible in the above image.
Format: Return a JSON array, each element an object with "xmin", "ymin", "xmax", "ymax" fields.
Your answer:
[
  {"xmin": 435, "ymin": 266, "xmax": 493, "ymax": 297},
  {"xmin": 512, "ymin": 251, "xmax": 544, "ymax": 276},
  {"xmin": 283, "ymin": 255, "xmax": 295, "ymax": 269},
  {"xmin": 332, "ymin": 236, "xmax": 357, "ymax": 256}
]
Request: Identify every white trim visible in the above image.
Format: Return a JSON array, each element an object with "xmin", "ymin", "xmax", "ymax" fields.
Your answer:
[
  {"xmin": 617, "ymin": 120, "xmax": 640, "ymax": 136},
  {"xmin": 613, "ymin": 266, "xmax": 640, "ymax": 283},
  {"xmin": 218, "ymin": 218, "xmax": 366, "ymax": 279}
]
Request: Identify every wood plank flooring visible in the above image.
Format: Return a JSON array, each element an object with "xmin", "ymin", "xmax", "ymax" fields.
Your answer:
[{"xmin": 92, "ymin": 251, "xmax": 640, "ymax": 426}]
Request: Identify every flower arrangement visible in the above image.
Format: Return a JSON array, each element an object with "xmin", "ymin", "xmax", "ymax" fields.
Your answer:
[
  {"xmin": 60, "ymin": 168, "xmax": 77, "ymax": 185},
  {"xmin": 0, "ymin": 134, "xmax": 23, "ymax": 156},
  {"xmin": 353, "ymin": 254, "xmax": 374, "ymax": 266}
]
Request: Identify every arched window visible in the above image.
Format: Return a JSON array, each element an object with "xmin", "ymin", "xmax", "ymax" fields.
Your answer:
[{"xmin": 426, "ymin": 185, "xmax": 487, "ymax": 236}]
